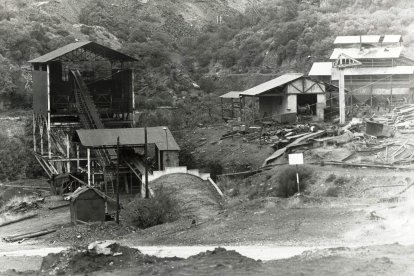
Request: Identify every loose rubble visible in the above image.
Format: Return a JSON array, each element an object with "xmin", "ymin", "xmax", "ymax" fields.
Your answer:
[{"xmin": 221, "ymin": 104, "xmax": 414, "ymax": 169}]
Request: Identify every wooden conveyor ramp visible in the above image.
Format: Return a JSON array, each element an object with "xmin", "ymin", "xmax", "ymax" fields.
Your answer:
[
  {"xmin": 72, "ymin": 70, "xmax": 117, "ymax": 193},
  {"xmin": 72, "ymin": 70, "xmax": 146, "ymax": 194}
]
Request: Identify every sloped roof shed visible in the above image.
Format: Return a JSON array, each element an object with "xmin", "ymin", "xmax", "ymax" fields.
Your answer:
[
  {"xmin": 240, "ymin": 73, "xmax": 304, "ymax": 96},
  {"xmin": 76, "ymin": 127, "xmax": 180, "ymax": 151},
  {"xmin": 69, "ymin": 186, "xmax": 107, "ymax": 224},
  {"xmin": 29, "ymin": 41, "xmax": 137, "ymax": 64}
]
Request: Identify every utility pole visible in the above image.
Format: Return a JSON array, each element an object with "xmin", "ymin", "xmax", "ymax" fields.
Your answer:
[
  {"xmin": 144, "ymin": 127, "xmax": 149, "ymax": 198},
  {"xmin": 333, "ymin": 53, "xmax": 362, "ymax": 125}
]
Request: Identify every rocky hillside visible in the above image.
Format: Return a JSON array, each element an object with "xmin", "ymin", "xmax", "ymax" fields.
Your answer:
[{"xmin": 1, "ymin": 0, "xmax": 414, "ymax": 124}]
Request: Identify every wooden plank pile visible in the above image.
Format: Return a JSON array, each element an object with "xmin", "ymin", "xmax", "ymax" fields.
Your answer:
[
  {"xmin": 375, "ymin": 141, "xmax": 414, "ymax": 165},
  {"xmin": 394, "ymin": 104, "xmax": 414, "ymax": 130}
]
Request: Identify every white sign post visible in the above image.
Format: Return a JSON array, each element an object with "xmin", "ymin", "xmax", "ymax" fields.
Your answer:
[{"xmin": 288, "ymin": 153, "xmax": 304, "ymax": 195}]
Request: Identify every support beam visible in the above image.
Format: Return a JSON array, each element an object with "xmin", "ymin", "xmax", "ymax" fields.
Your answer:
[
  {"xmin": 338, "ymin": 69, "xmax": 346, "ymax": 124},
  {"xmin": 131, "ymin": 69, "xmax": 135, "ymax": 126},
  {"xmin": 87, "ymin": 148, "xmax": 91, "ymax": 186},
  {"xmin": 40, "ymin": 123, "xmax": 44, "ymax": 155},
  {"xmin": 47, "ymin": 64, "xmax": 51, "ymax": 159},
  {"xmin": 66, "ymin": 133, "xmax": 70, "ymax": 173},
  {"xmin": 76, "ymin": 144, "xmax": 80, "ymax": 168},
  {"xmin": 33, "ymin": 114, "xmax": 37, "ymax": 152}
]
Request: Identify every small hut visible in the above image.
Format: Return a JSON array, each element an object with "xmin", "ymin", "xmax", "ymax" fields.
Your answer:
[{"xmin": 68, "ymin": 186, "xmax": 106, "ymax": 224}]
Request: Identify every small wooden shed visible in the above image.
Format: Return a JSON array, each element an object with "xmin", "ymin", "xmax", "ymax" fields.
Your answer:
[{"xmin": 68, "ymin": 186, "xmax": 106, "ymax": 224}]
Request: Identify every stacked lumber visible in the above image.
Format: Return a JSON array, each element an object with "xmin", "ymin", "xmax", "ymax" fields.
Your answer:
[{"xmin": 394, "ymin": 104, "xmax": 414, "ymax": 129}]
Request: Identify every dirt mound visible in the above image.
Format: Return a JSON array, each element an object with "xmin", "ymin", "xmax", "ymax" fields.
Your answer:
[
  {"xmin": 151, "ymin": 173, "xmax": 222, "ymax": 220},
  {"xmin": 46, "ymin": 222, "xmax": 135, "ymax": 246},
  {"xmin": 40, "ymin": 242, "xmax": 181, "ymax": 275}
]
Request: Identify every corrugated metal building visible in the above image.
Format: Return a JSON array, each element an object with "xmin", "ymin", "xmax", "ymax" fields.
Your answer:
[{"xmin": 309, "ymin": 34, "xmax": 414, "ymax": 105}]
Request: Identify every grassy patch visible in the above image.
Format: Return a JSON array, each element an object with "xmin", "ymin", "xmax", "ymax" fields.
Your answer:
[
  {"xmin": 334, "ymin": 176, "xmax": 349, "ymax": 186},
  {"xmin": 325, "ymin": 186, "xmax": 340, "ymax": 197},
  {"xmin": 247, "ymin": 166, "xmax": 314, "ymax": 200},
  {"xmin": 326, "ymin": 174, "xmax": 336, "ymax": 183}
]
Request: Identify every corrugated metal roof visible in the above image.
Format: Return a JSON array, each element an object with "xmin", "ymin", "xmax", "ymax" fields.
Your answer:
[
  {"xmin": 338, "ymin": 66, "xmax": 414, "ymax": 76},
  {"xmin": 240, "ymin": 73, "xmax": 303, "ymax": 96},
  {"xmin": 309, "ymin": 62, "xmax": 333, "ymax": 76},
  {"xmin": 29, "ymin": 41, "xmax": 137, "ymax": 63},
  {"xmin": 383, "ymin": 35, "xmax": 402, "ymax": 43},
  {"xmin": 76, "ymin": 127, "xmax": 180, "ymax": 151},
  {"xmin": 330, "ymin": 47, "xmax": 402, "ymax": 60},
  {"xmin": 309, "ymin": 63, "xmax": 414, "ymax": 77},
  {"xmin": 334, "ymin": 35, "xmax": 381, "ymax": 44},
  {"xmin": 219, "ymin": 91, "xmax": 242, "ymax": 99}
]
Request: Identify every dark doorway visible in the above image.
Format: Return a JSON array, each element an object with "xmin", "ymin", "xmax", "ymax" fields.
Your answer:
[{"xmin": 297, "ymin": 94, "xmax": 317, "ymax": 115}]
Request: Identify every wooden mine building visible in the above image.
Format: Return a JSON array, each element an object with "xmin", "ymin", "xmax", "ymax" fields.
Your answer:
[
  {"xmin": 29, "ymin": 41, "xmax": 180, "ymax": 195},
  {"xmin": 220, "ymin": 73, "xmax": 339, "ymax": 123},
  {"xmin": 309, "ymin": 35, "xmax": 414, "ymax": 107}
]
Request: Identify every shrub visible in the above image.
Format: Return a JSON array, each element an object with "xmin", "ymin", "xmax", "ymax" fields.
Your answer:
[
  {"xmin": 124, "ymin": 188, "xmax": 179, "ymax": 229},
  {"xmin": 326, "ymin": 174, "xmax": 336, "ymax": 183},
  {"xmin": 276, "ymin": 166, "xmax": 313, "ymax": 198},
  {"xmin": 208, "ymin": 161, "xmax": 223, "ymax": 181},
  {"xmin": 334, "ymin": 176, "xmax": 348, "ymax": 186},
  {"xmin": 325, "ymin": 186, "xmax": 340, "ymax": 197}
]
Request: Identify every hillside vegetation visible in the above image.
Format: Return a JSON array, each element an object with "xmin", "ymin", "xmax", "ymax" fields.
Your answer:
[{"xmin": 0, "ymin": 0, "xmax": 414, "ymax": 124}]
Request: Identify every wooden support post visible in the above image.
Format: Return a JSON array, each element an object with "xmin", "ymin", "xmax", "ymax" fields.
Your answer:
[
  {"xmin": 33, "ymin": 114, "xmax": 37, "ymax": 152},
  {"xmin": 330, "ymin": 93, "xmax": 333, "ymax": 117},
  {"xmin": 87, "ymin": 148, "xmax": 91, "ymax": 186},
  {"xmin": 40, "ymin": 122, "xmax": 44, "ymax": 155},
  {"xmin": 390, "ymin": 75, "xmax": 393, "ymax": 106},
  {"xmin": 116, "ymin": 137, "xmax": 120, "ymax": 224},
  {"xmin": 76, "ymin": 144, "xmax": 80, "ymax": 169},
  {"xmin": 131, "ymin": 69, "xmax": 135, "ymax": 126},
  {"xmin": 239, "ymin": 97, "xmax": 242, "ymax": 122},
  {"xmin": 124, "ymin": 174, "xmax": 129, "ymax": 194},
  {"xmin": 339, "ymin": 69, "xmax": 346, "ymax": 124},
  {"xmin": 145, "ymin": 127, "xmax": 149, "ymax": 198},
  {"xmin": 350, "ymin": 93, "xmax": 353, "ymax": 115},
  {"xmin": 144, "ymin": 128, "xmax": 150, "ymax": 197},
  {"xmin": 47, "ymin": 64, "xmax": 51, "ymax": 159},
  {"xmin": 157, "ymin": 147, "xmax": 161, "ymax": 170},
  {"xmin": 66, "ymin": 133, "xmax": 70, "ymax": 173}
]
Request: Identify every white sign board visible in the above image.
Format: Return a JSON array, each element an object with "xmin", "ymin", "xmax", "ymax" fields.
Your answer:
[{"xmin": 288, "ymin": 153, "xmax": 304, "ymax": 165}]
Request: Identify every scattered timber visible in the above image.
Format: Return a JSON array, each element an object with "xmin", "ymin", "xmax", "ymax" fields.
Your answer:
[
  {"xmin": 48, "ymin": 203, "xmax": 70, "ymax": 210},
  {"xmin": 0, "ymin": 184, "xmax": 49, "ymax": 190},
  {"xmin": 263, "ymin": 130, "xmax": 326, "ymax": 166},
  {"xmin": 320, "ymin": 161, "xmax": 414, "ymax": 170},
  {"xmin": 3, "ymin": 229, "xmax": 56, "ymax": 242},
  {"xmin": 0, "ymin": 214, "xmax": 38, "ymax": 228}
]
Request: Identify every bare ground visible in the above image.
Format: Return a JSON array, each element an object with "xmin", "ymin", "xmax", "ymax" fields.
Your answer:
[{"xmin": 0, "ymin": 163, "xmax": 413, "ymax": 274}]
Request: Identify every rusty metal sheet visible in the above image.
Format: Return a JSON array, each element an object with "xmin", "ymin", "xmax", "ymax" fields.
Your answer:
[{"xmin": 366, "ymin": 121, "xmax": 394, "ymax": 137}]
